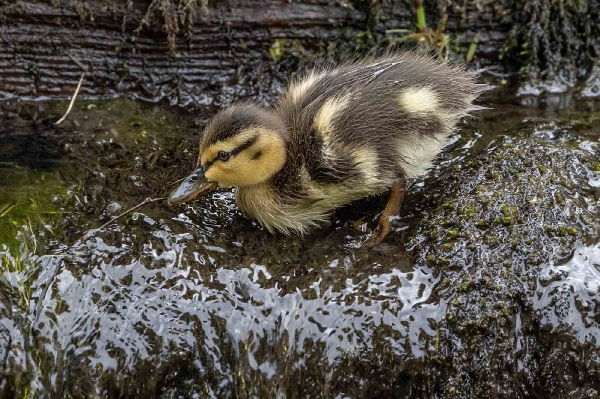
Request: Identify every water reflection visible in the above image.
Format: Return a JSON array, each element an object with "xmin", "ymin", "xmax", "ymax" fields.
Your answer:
[
  {"xmin": 536, "ymin": 244, "xmax": 600, "ymax": 342},
  {"xmin": 24, "ymin": 216, "xmax": 441, "ymax": 395},
  {"xmin": 1, "ymin": 96, "xmax": 599, "ymax": 397}
]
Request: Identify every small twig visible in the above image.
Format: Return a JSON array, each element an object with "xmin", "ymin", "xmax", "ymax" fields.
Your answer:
[
  {"xmin": 54, "ymin": 73, "xmax": 85, "ymax": 126},
  {"xmin": 184, "ymin": 0, "xmax": 197, "ymax": 10},
  {"xmin": 78, "ymin": 197, "xmax": 166, "ymax": 242},
  {"xmin": 65, "ymin": 51, "xmax": 89, "ymax": 72}
]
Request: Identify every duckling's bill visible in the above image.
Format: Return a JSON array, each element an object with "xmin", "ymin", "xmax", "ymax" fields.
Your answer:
[{"xmin": 167, "ymin": 167, "xmax": 218, "ymax": 205}]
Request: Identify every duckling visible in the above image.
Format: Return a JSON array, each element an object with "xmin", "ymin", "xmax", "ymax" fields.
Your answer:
[{"xmin": 168, "ymin": 52, "xmax": 483, "ymax": 246}]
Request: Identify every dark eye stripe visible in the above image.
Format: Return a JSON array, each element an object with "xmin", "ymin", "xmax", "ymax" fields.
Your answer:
[
  {"xmin": 231, "ymin": 136, "xmax": 257, "ymax": 156},
  {"xmin": 202, "ymin": 137, "xmax": 258, "ymax": 172}
]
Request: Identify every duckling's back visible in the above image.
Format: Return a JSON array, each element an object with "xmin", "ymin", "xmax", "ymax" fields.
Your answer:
[{"xmin": 278, "ymin": 53, "xmax": 482, "ymax": 185}]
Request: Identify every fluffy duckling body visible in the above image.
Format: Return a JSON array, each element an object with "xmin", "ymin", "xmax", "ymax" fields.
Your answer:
[{"xmin": 169, "ymin": 53, "xmax": 482, "ymax": 245}]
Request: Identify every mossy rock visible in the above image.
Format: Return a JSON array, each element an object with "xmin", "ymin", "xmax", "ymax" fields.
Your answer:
[{"xmin": 405, "ymin": 136, "xmax": 600, "ymax": 398}]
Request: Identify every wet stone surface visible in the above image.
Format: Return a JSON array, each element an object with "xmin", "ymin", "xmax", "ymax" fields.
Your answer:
[{"xmin": 0, "ymin": 92, "xmax": 599, "ymax": 398}]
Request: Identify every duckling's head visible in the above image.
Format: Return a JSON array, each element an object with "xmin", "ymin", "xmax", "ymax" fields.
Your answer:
[{"xmin": 168, "ymin": 103, "xmax": 287, "ymax": 205}]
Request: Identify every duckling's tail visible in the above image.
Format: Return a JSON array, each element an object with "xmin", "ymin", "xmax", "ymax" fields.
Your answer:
[
  {"xmin": 475, "ymin": 83, "xmax": 496, "ymax": 93},
  {"xmin": 466, "ymin": 104, "xmax": 492, "ymax": 113},
  {"xmin": 468, "ymin": 82, "xmax": 495, "ymax": 113}
]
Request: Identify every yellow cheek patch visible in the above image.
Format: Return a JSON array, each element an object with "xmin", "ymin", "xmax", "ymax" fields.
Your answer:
[
  {"xmin": 204, "ymin": 164, "xmax": 224, "ymax": 183},
  {"xmin": 199, "ymin": 128, "xmax": 287, "ymax": 188}
]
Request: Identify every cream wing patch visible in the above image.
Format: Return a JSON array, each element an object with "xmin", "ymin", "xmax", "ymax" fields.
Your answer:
[
  {"xmin": 287, "ymin": 71, "xmax": 322, "ymax": 104},
  {"xmin": 350, "ymin": 146, "xmax": 381, "ymax": 186},
  {"xmin": 398, "ymin": 87, "xmax": 439, "ymax": 115},
  {"xmin": 313, "ymin": 96, "xmax": 350, "ymax": 138},
  {"xmin": 396, "ymin": 133, "xmax": 449, "ymax": 178},
  {"xmin": 313, "ymin": 96, "xmax": 351, "ymax": 162}
]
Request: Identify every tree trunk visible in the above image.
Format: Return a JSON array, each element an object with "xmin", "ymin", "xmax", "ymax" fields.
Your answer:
[{"xmin": 0, "ymin": 0, "xmax": 517, "ymax": 105}]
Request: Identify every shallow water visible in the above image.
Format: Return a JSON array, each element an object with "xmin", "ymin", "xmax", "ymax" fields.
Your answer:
[{"xmin": 0, "ymin": 89, "xmax": 599, "ymax": 398}]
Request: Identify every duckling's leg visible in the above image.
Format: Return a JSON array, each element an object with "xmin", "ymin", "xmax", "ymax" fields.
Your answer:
[{"xmin": 363, "ymin": 180, "xmax": 406, "ymax": 247}]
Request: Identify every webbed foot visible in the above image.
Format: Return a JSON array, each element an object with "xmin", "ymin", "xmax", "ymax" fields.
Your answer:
[{"xmin": 362, "ymin": 180, "xmax": 406, "ymax": 247}]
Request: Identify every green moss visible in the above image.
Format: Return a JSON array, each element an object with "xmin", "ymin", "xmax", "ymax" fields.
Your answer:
[
  {"xmin": 269, "ymin": 39, "xmax": 287, "ymax": 62},
  {"xmin": 455, "ymin": 280, "xmax": 472, "ymax": 293},
  {"xmin": 499, "ymin": 204, "xmax": 516, "ymax": 225},
  {"xmin": 464, "ymin": 203, "xmax": 475, "ymax": 218},
  {"xmin": 502, "ymin": 217, "xmax": 514, "ymax": 226},
  {"xmin": 554, "ymin": 193, "xmax": 564, "ymax": 205},
  {"xmin": 558, "ymin": 227, "xmax": 567, "ymax": 237},
  {"xmin": 0, "ymin": 167, "xmax": 68, "ymax": 255}
]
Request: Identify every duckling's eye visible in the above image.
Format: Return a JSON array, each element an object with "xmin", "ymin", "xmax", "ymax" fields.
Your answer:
[{"xmin": 217, "ymin": 151, "xmax": 230, "ymax": 162}]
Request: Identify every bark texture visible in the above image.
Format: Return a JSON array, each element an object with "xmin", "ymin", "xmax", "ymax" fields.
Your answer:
[
  {"xmin": 0, "ymin": 0, "xmax": 507, "ymax": 104},
  {"xmin": 1, "ymin": 0, "xmax": 598, "ymax": 103}
]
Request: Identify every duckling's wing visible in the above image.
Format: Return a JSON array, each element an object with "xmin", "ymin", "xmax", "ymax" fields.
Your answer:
[
  {"xmin": 310, "ymin": 153, "xmax": 362, "ymax": 184},
  {"xmin": 280, "ymin": 53, "xmax": 483, "ymax": 188},
  {"xmin": 290, "ymin": 102, "xmax": 363, "ymax": 185}
]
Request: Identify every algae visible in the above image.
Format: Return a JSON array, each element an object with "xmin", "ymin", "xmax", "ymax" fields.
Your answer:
[
  {"xmin": 363, "ymin": 0, "xmax": 599, "ymax": 90},
  {"xmin": 508, "ymin": 0, "xmax": 600, "ymax": 86},
  {"xmin": 0, "ymin": 168, "xmax": 68, "ymax": 255}
]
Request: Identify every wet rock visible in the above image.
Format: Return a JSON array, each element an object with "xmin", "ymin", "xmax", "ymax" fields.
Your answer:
[
  {"xmin": 406, "ymin": 137, "xmax": 600, "ymax": 398},
  {"xmin": 104, "ymin": 202, "xmax": 121, "ymax": 216},
  {"xmin": 0, "ymin": 274, "xmax": 29, "ymax": 397},
  {"xmin": 16, "ymin": 139, "xmax": 600, "ymax": 398},
  {"xmin": 0, "ymin": 98, "xmax": 599, "ymax": 398}
]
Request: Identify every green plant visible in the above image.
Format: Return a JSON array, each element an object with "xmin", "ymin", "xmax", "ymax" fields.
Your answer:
[{"xmin": 386, "ymin": 0, "xmax": 451, "ymax": 61}]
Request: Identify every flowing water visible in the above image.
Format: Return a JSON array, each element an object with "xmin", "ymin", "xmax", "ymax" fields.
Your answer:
[{"xmin": 0, "ymin": 87, "xmax": 599, "ymax": 398}]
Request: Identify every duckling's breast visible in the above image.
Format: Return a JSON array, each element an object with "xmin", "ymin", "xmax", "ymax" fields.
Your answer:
[
  {"xmin": 235, "ymin": 176, "xmax": 389, "ymax": 234},
  {"xmin": 236, "ymin": 183, "xmax": 325, "ymax": 234}
]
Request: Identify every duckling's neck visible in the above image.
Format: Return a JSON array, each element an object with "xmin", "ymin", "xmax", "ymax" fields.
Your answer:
[{"xmin": 267, "ymin": 112, "xmax": 289, "ymax": 142}]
